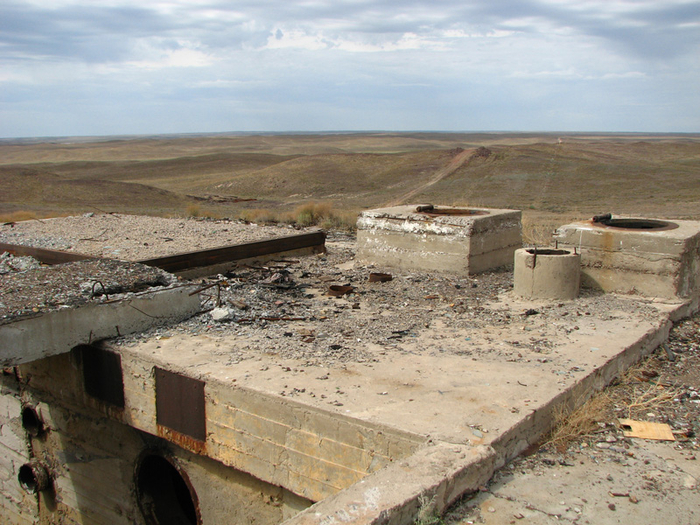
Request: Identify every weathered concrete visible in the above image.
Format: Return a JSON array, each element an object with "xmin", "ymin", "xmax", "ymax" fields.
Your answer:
[
  {"xmin": 283, "ymin": 443, "xmax": 496, "ymax": 525},
  {"xmin": 554, "ymin": 218, "xmax": 700, "ymax": 299},
  {"xmin": 0, "ymin": 285, "xmax": 201, "ymax": 366},
  {"xmin": 0, "ymin": 373, "xmax": 36, "ymax": 524},
  {"xmin": 2, "ymin": 365, "xmax": 313, "ymax": 524},
  {"xmin": 356, "ymin": 205, "xmax": 522, "ymax": 275},
  {"xmin": 3, "ymin": 232, "xmax": 698, "ymax": 524},
  {"xmin": 513, "ymin": 248, "xmax": 580, "ymax": 300}
]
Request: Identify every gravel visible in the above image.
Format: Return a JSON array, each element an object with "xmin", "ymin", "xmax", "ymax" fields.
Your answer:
[
  {"xmin": 0, "ymin": 213, "xmax": 314, "ymax": 260},
  {"xmin": 1, "ymin": 214, "xmax": 664, "ymax": 368}
]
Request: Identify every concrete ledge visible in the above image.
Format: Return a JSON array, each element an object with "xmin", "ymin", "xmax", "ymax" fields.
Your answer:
[
  {"xmin": 282, "ymin": 443, "xmax": 496, "ymax": 525},
  {"xmin": 0, "ymin": 286, "xmax": 201, "ymax": 366}
]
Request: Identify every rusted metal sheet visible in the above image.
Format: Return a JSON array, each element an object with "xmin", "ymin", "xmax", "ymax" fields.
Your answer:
[
  {"xmin": 138, "ymin": 230, "xmax": 326, "ymax": 273},
  {"xmin": 156, "ymin": 426, "xmax": 207, "ymax": 455},
  {"xmin": 155, "ymin": 367, "xmax": 206, "ymax": 442},
  {"xmin": 0, "ymin": 243, "xmax": 94, "ymax": 265}
]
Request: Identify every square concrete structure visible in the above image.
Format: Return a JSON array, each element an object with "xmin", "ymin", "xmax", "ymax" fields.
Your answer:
[
  {"xmin": 554, "ymin": 218, "xmax": 700, "ymax": 299},
  {"xmin": 356, "ymin": 205, "xmax": 522, "ymax": 275}
]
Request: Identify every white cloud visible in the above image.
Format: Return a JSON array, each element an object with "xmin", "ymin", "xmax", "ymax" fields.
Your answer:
[{"xmin": 125, "ymin": 38, "xmax": 214, "ymax": 69}]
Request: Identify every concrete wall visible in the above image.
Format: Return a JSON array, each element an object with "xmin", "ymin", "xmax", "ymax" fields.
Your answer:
[
  {"xmin": 1, "ymin": 352, "xmax": 313, "ymax": 524},
  {"xmin": 554, "ymin": 220, "xmax": 700, "ymax": 299},
  {"xmin": 2, "ymin": 342, "xmax": 424, "ymax": 523},
  {"xmin": 356, "ymin": 206, "xmax": 522, "ymax": 276},
  {"xmin": 0, "ymin": 371, "xmax": 37, "ymax": 524}
]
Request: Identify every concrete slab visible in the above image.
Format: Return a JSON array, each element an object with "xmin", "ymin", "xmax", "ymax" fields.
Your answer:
[
  {"xmin": 4, "ymin": 228, "xmax": 696, "ymax": 524},
  {"xmin": 0, "ymin": 259, "xmax": 201, "ymax": 366},
  {"xmin": 107, "ymin": 283, "xmax": 692, "ymax": 523}
]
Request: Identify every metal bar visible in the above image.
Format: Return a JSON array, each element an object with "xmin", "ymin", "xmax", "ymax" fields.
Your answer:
[
  {"xmin": 137, "ymin": 230, "xmax": 326, "ymax": 273},
  {"xmin": 0, "ymin": 243, "xmax": 95, "ymax": 265}
]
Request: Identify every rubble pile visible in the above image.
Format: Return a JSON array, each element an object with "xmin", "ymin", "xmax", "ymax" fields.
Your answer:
[{"xmin": 0, "ymin": 258, "xmax": 175, "ymax": 325}]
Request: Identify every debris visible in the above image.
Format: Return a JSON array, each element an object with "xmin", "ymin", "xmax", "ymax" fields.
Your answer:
[
  {"xmin": 210, "ymin": 307, "xmax": 234, "ymax": 322},
  {"xmin": 618, "ymin": 419, "xmax": 675, "ymax": 441},
  {"xmin": 328, "ymin": 285, "xmax": 354, "ymax": 297},
  {"xmin": 369, "ymin": 272, "xmax": 392, "ymax": 282}
]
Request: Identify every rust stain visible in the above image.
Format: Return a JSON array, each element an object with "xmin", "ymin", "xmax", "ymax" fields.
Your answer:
[{"xmin": 157, "ymin": 425, "xmax": 207, "ymax": 455}]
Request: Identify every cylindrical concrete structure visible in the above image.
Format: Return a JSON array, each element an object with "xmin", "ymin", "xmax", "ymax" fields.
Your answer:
[{"xmin": 514, "ymin": 248, "xmax": 580, "ymax": 300}]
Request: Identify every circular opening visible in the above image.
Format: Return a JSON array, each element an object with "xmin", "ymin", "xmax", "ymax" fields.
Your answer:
[
  {"xmin": 22, "ymin": 406, "xmax": 44, "ymax": 437},
  {"xmin": 419, "ymin": 208, "xmax": 488, "ymax": 217},
  {"xmin": 525, "ymin": 249, "xmax": 572, "ymax": 256},
  {"xmin": 136, "ymin": 453, "xmax": 199, "ymax": 525},
  {"xmin": 18, "ymin": 461, "xmax": 49, "ymax": 494},
  {"xmin": 595, "ymin": 218, "xmax": 677, "ymax": 231}
]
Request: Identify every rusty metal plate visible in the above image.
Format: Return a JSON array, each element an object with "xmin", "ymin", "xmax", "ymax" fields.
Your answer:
[
  {"xmin": 155, "ymin": 368, "xmax": 206, "ymax": 442},
  {"xmin": 138, "ymin": 231, "xmax": 326, "ymax": 273},
  {"xmin": 79, "ymin": 345, "xmax": 125, "ymax": 408}
]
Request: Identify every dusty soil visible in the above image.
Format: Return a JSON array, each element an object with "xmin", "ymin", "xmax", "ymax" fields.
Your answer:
[{"xmin": 2, "ymin": 133, "xmax": 699, "ymax": 223}]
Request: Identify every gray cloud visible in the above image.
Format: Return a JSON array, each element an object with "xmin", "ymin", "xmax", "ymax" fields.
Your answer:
[{"xmin": 0, "ymin": 0, "xmax": 698, "ymax": 136}]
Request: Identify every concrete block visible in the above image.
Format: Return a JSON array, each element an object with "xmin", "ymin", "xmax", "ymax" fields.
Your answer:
[
  {"xmin": 0, "ymin": 285, "xmax": 201, "ymax": 366},
  {"xmin": 514, "ymin": 248, "xmax": 580, "ymax": 300},
  {"xmin": 356, "ymin": 205, "xmax": 521, "ymax": 275},
  {"xmin": 555, "ymin": 218, "xmax": 700, "ymax": 299}
]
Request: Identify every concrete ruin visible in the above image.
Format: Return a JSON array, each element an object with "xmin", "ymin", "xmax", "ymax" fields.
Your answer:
[
  {"xmin": 1, "ymin": 213, "xmax": 698, "ymax": 525},
  {"xmin": 513, "ymin": 248, "xmax": 581, "ymax": 301},
  {"xmin": 356, "ymin": 205, "xmax": 522, "ymax": 275},
  {"xmin": 555, "ymin": 217, "xmax": 700, "ymax": 299}
]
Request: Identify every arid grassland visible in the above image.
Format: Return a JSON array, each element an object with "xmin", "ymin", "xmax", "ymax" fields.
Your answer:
[{"xmin": 2, "ymin": 132, "xmax": 699, "ymax": 241}]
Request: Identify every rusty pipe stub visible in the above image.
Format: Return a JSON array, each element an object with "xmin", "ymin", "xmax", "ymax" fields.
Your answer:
[{"xmin": 18, "ymin": 459, "xmax": 52, "ymax": 494}]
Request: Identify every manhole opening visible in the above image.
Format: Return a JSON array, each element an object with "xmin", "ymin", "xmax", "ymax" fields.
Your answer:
[
  {"xmin": 525, "ymin": 249, "xmax": 571, "ymax": 256},
  {"xmin": 136, "ymin": 453, "xmax": 199, "ymax": 525},
  {"xmin": 21, "ymin": 406, "xmax": 44, "ymax": 437},
  {"xmin": 595, "ymin": 219, "xmax": 677, "ymax": 231}
]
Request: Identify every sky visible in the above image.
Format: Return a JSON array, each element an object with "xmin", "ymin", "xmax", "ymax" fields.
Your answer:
[{"xmin": 1, "ymin": 0, "xmax": 699, "ymax": 138}]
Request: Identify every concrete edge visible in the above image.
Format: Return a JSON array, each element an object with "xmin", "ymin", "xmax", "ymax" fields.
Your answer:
[
  {"xmin": 280, "ymin": 442, "xmax": 496, "ymax": 525},
  {"xmin": 0, "ymin": 285, "xmax": 201, "ymax": 366}
]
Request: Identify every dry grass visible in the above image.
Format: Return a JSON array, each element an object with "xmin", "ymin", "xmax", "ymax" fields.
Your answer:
[
  {"xmin": 544, "ymin": 353, "xmax": 683, "ymax": 453},
  {"xmin": 186, "ymin": 204, "xmax": 201, "ymax": 218},
  {"xmin": 237, "ymin": 203, "xmax": 357, "ymax": 231},
  {"xmin": 0, "ymin": 210, "xmax": 41, "ymax": 223},
  {"xmin": 545, "ymin": 392, "xmax": 613, "ymax": 452},
  {"xmin": 2, "ymin": 134, "xmax": 699, "ymax": 227}
]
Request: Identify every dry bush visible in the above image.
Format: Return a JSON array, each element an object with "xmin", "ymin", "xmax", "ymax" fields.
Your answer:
[
  {"xmin": 545, "ymin": 391, "xmax": 613, "ymax": 452},
  {"xmin": 239, "ymin": 208, "xmax": 281, "ymax": 224},
  {"xmin": 289, "ymin": 202, "xmax": 357, "ymax": 230},
  {"xmin": 186, "ymin": 204, "xmax": 201, "ymax": 218},
  {"xmin": 291, "ymin": 202, "xmax": 332, "ymax": 227}
]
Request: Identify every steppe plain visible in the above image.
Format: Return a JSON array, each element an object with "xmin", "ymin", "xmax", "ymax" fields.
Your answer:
[{"xmin": 1, "ymin": 132, "xmax": 699, "ymax": 525}]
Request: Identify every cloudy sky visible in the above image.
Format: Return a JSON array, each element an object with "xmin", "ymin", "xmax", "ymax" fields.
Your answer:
[{"xmin": 1, "ymin": 0, "xmax": 699, "ymax": 138}]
